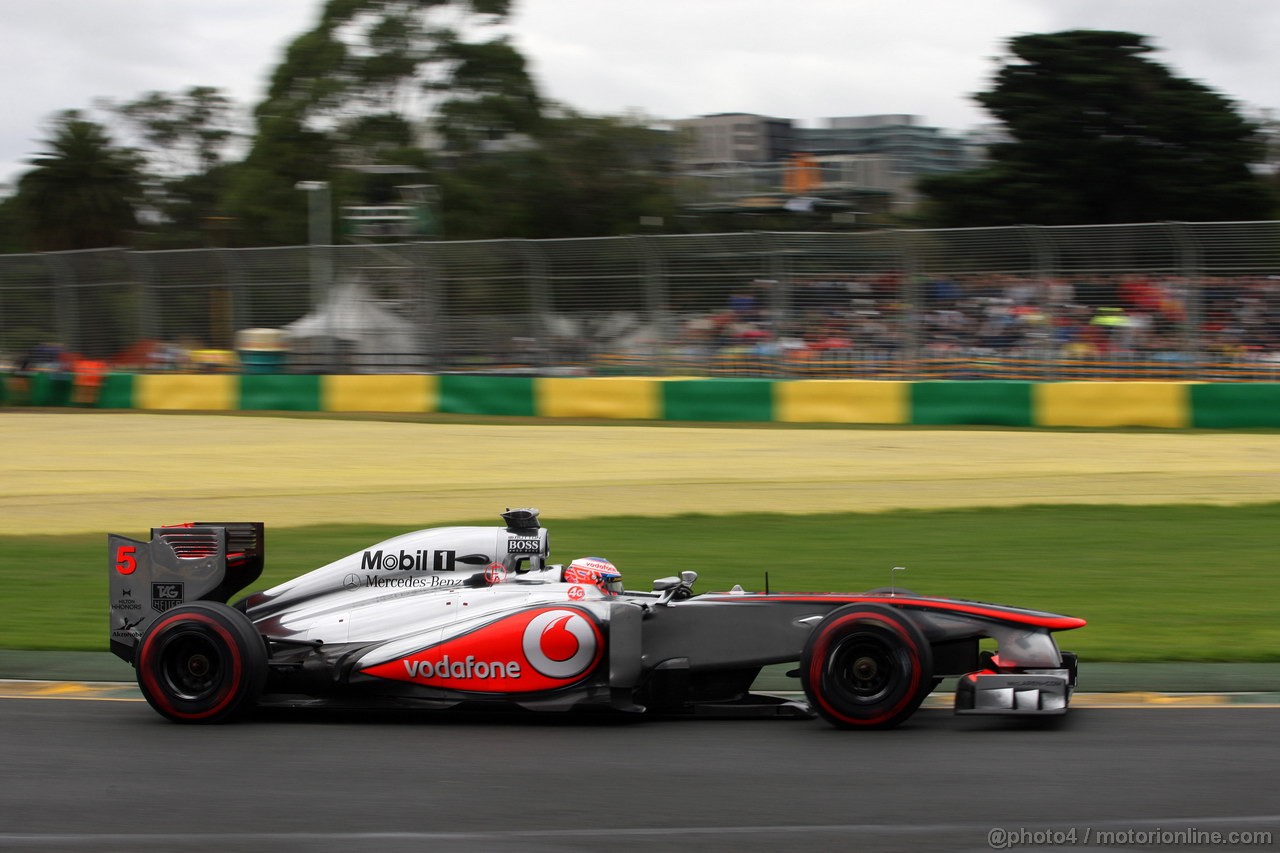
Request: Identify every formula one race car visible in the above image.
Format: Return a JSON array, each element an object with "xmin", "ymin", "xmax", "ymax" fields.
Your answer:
[{"xmin": 107, "ymin": 509, "xmax": 1084, "ymax": 729}]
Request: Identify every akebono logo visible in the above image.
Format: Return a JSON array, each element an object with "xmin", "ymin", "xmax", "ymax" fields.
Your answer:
[
  {"xmin": 361, "ymin": 549, "xmax": 457, "ymax": 572},
  {"xmin": 362, "ymin": 608, "xmax": 603, "ymax": 693}
]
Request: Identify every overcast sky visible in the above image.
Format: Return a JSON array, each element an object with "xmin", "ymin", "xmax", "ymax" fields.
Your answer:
[{"xmin": 2, "ymin": 0, "xmax": 1278, "ymax": 189}]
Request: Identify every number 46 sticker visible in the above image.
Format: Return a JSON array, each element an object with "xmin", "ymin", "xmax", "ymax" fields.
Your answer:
[{"xmin": 115, "ymin": 545, "xmax": 137, "ymax": 575}]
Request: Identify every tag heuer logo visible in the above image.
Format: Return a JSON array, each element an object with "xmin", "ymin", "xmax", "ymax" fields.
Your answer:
[{"xmin": 151, "ymin": 582, "xmax": 184, "ymax": 613}]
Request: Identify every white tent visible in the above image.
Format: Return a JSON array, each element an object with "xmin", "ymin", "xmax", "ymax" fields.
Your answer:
[{"xmin": 284, "ymin": 281, "xmax": 422, "ymax": 372}]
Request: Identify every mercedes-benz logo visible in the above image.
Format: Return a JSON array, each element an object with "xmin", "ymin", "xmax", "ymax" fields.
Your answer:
[{"xmin": 343, "ymin": 573, "xmax": 361, "ymax": 590}]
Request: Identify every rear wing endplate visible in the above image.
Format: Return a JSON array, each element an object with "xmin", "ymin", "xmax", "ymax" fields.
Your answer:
[{"xmin": 107, "ymin": 522, "xmax": 264, "ymax": 662}]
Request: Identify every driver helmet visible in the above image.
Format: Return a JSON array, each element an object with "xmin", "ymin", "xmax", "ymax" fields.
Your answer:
[{"xmin": 564, "ymin": 557, "xmax": 623, "ymax": 595}]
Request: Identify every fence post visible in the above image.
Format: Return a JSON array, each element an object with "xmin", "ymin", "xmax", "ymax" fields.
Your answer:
[
  {"xmin": 1024, "ymin": 225, "xmax": 1058, "ymax": 380},
  {"xmin": 125, "ymin": 250, "xmax": 158, "ymax": 347},
  {"xmin": 412, "ymin": 241, "xmax": 440, "ymax": 373},
  {"xmin": 43, "ymin": 253, "xmax": 78, "ymax": 354},
  {"xmin": 637, "ymin": 235, "xmax": 670, "ymax": 376},
  {"xmin": 1167, "ymin": 222, "xmax": 1202, "ymax": 380},
  {"xmin": 896, "ymin": 230, "xmax": 920, "ymax": 380},
  {"xmin": 760, "ymin": 232, "xmax": 790, "ymax": 378},
  {"xmin": 519, "ymin": 240, "xmax": 551, "ymax": 373},
  {"xmin": 217, "ymin": 249, "xmax": 247, "ymax": 341}
]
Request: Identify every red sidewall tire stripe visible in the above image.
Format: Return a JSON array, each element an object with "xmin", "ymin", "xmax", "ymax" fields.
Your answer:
[
  {"xmin": 807, "ymin": 612, "xmax": 923, "ymax": 727},
  {"xmin": 138, "ymin": 611, "xmax": 245, "ymax": 721}
]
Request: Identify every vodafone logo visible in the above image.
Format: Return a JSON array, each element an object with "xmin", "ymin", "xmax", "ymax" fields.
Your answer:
[
  {"xmin": 363, "ymin": 607, "xmax": 604, "ymax": 693},
  {"xmin": 521, "ymin": 610, "xmax": 597, "ymax": 679},
  {"xmin": 568, "ymin": 585, "xmax": 585, "ymax": 601}
]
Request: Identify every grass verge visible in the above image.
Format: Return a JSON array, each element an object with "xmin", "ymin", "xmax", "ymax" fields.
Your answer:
[{"xmin": 2, "ymin": 505, "xmax": 1276, "ymax": 660}]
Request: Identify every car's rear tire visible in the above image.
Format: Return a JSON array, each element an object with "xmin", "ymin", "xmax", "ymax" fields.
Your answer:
[
  {"xmin": 135, "ymin": 601, "xmax": 267, "ymax": 724},
  {"xmin": 801, "ymin": 603, "xmax": 934, "ymax": 730}
]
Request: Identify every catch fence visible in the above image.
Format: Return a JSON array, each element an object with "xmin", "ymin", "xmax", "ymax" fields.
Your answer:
[{"xmin": 1, "ymin": 222, "xmax": 1278, "ymax": 380}]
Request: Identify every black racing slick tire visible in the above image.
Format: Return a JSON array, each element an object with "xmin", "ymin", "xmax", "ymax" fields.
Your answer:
[
  {"xmin": 135, "ymin": 601, "xmax": 268, "ymax": 724},
  {"xmin": 800, "ymin": 603, "xmax": 934, "ymax": 730}
]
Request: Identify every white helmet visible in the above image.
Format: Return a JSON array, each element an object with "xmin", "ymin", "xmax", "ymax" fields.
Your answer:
[{"xmin": 563, "ymin": 557, "xmax": 623, "ymax": 595}]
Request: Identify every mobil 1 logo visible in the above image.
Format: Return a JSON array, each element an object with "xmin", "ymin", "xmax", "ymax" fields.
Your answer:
[{"xmin": 152, "ymin": 582, "xmax": 184, "ymax": 613}]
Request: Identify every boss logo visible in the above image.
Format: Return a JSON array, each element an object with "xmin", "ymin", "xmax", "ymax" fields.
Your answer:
[{"xmin": 507, "ymin": 538, "xmax": 542, "ymax": 554}]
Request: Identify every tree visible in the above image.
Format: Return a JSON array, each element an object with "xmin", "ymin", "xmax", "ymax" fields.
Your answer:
[
  {"xmin": 431, "ymin": 36, "xmax": 542, "ymax": 151},
  {"xmin": 228, "ymin": 0, "xmax": 543, "ymax": 244},
  {"xmin": 0, "ymin": 193, "xmax": 24, "ymax": 253},
  {"xmin": 100, "ymin": 87, "xmax": 242, "ymax": 247},
  {"xmin": 437, "ymin": 108, "xmax": 677, "ymax": 239},
  {"xmin": 15, "ymin": 111, "xmax": 143, "ymax": 251},
  {"xmin": 105, "ymin": 86, "xmax": 239, "ymax": 177},
  {"xmin": 920, "ymin": 30, "xmax": 1275, "ymax": 226},
  {"xmin": 222, "ymin": 114, "xmax": 337, "ymax": 246}
]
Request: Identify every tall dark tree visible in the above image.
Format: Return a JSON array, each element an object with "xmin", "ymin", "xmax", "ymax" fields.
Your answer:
[
  {"xmin": 15, "ymin": 111, "xmax": 143, "ymax": 251},
  {"xmin": 106, "ymin": 86, "xmax": 239, "ymax": 176},
  {"xmin": 438, "ymin": 108, "xmax": 676, "ymax": 239},
  {"xmin": 431, "ymin": 36, "xmax": 542, "ymax": 151},
  {"xmin": 0, "ymin": 193, "xmax": 23, "ymax": 253},
  {"xmin": 100, "ymin": 86, "xmax": 242, "ymax": 247},
  {"xmin": 254, "ymin": 0, "xmax": 539, "ymax": 151},
  {"xmin": 223, "ymin": 114, "xmax": 337, "ymax": 246},
  {"xmin": 227, "ymin": 0, "xmax": 542, "ymax": 244},
  {"xmin": 921, "ymin": 30, "xmax": 1275, "ymax": 226}
]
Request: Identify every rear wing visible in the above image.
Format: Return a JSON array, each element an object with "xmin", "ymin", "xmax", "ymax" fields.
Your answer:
[{"xmin": 108, "ymin": 523, "xmax": 265, "ymax": 663}]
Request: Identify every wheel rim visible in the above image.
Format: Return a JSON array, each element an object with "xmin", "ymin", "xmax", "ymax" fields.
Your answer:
[
  {"xmin": 158, "ymin": 629, "xmax": 225, "ymax": 702},
  {"xmin": 825, "ymin": 632, "xmax": 909, "ymax": 705}
]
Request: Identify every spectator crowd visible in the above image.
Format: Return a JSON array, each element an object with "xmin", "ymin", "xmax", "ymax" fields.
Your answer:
[{"xmin": 657, "ymin": 273, "xmax": 1280, "ymax": 378}]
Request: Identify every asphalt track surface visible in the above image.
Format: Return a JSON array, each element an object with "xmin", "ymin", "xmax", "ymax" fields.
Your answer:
[
  {"xmin": 3, "ymin": 414, "xmax": 1277, "ymax": 851},
  {"xmin": 1, "ymin": 698, "xmax": 1276, "ymax": 852}
]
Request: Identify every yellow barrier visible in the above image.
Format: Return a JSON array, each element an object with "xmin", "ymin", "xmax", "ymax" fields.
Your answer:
[
  {"xmin": 135, "ymin": 374, "xmax": 237, "ymax": 411},
  {"xmin": 323, "ymin": 375, "xmax": 437, "ymax": 413},
  {"xmin": 775, "ymin": 380, "xmax": 909, "ymax": 424},
  {"xmin": 537, "ymin": 377, "xmax": 661, "ymax": 420},
  {"xmin": 1035, "ymin": 382, "xmax": 1191, "ymax": 428}
]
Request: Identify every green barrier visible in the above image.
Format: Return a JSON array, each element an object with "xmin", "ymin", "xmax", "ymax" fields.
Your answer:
[
  {"xmin": 17, "ymin": 371, "xmax": 1280, "ymax": 430},
  {"xmin": 96, "ymin": 373, "xmax": 135, "ymax": 409},
  {"xmin": 238, "ymin": 374, "xmax": 323, "ymax": 412},
  {"xmin": 911, "ymin": 381, "xmax": 1034, "ymax": 427},
  {"xmin": 438, "ymin": 375, "xmax": 536, "ymax": 417},
  {"xmin": 661, "ymin": 378, "xmax": 775, "ymax": 423},
  {"xmin": 1190, "ymin": 383, "xmax": 1280, "ymax": 429},
  {"xmin": 27, "ymin": 373, "xmax": 74, "ymax": 407},
  {"xmin": 0, "ymin": 374, "xmax": 7, "ymax": 406}
]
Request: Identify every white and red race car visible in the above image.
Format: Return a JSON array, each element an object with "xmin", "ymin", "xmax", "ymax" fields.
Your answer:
[{"xmin": 108, "ymin": 509, "xmax": 1084, "ymax": 729}]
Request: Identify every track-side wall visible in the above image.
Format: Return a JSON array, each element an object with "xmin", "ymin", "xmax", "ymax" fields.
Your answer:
[{"xmin": 5, "ymin": 373, "xmax": 1280, "ymax": 428}]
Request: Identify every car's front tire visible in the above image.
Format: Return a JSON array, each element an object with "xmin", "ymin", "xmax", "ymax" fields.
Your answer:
[
  {"xmin": 135, "ymin": 601, "xmax": 267, "ymax": 723},
  {"xmin": 801, "ymin": 603, "xmax": 934, "ymax": 730}
]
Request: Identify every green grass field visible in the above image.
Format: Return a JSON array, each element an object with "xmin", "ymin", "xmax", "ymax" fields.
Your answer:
[{"xmin": 3, "ymin": 505, "xmax": 1277, "ymax": 661}]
